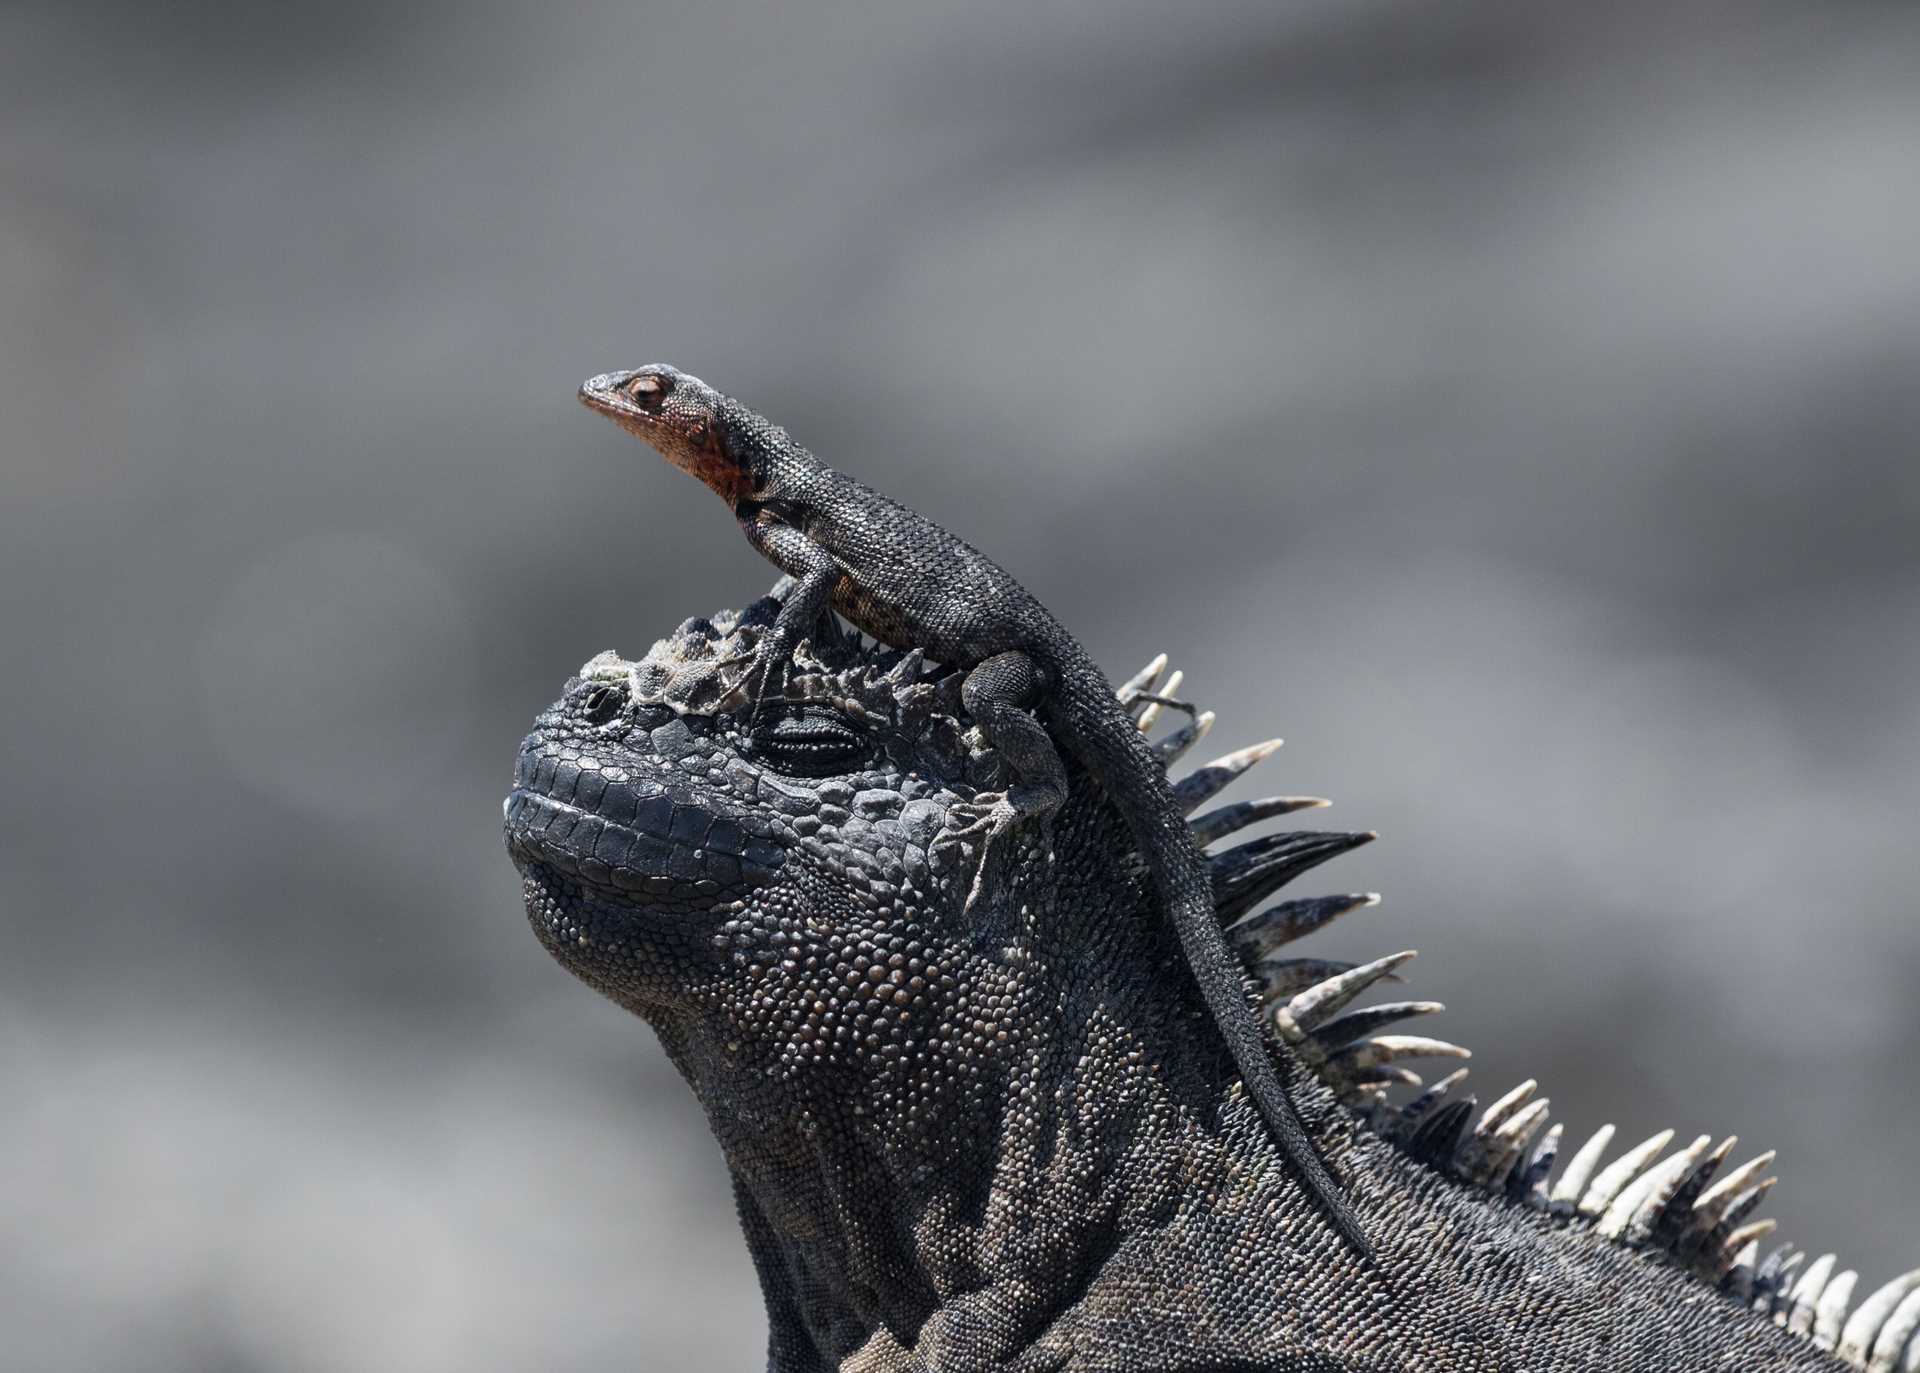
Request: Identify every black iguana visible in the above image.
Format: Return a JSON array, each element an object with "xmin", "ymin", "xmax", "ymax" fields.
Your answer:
[
  {"xmin": 576, "ymin": 364, "xmax": 1361, "ymax": 1255},
  {"xmin": 504, "ymin": 592, "xmax": 1920, "ymax": 1371}
]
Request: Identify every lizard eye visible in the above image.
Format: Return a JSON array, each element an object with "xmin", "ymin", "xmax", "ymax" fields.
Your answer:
[
  {"xmin": 749, "ymin": 708, "xmax": 871, "ymax": 776},
  {"xmin": 626, "ymin": 373, "xmax": 671, "ymax": 410}
]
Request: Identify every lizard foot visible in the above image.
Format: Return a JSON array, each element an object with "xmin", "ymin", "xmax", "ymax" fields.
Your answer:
[
  {"xmin": 719, "ymin": 640, "xmax": 794, "ymax": 723},
  {"xmin": 958, "ymin": 785, "xmax": 1060, "ymax": 916}
]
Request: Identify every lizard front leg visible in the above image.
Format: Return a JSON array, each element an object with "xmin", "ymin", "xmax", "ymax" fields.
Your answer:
[
  {"xmin": 736, "ymin": 516, "xmax": 841, "ymax": 717},
  {"xmin": 957, "ymin": 651, "xmax": 1068, "ymax": 911}
]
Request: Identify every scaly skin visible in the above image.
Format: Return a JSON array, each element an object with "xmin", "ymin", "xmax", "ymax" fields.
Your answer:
[
  {"xmin": 504, "ymin": 601, "xmax": 1861, "ymax": 1372},
  {"xmin": 576, "ymin": 364, "xmax": 1364, "ymax": 1256}
]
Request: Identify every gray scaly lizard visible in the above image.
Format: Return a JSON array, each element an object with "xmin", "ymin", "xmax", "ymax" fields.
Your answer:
[
  {"xmin": 504, "ymin": 599, "xmax": 1920, "ymax": 1370},
  {"xmin": 577, "ymin": 364, "xmax": 1364, "ymax": 1255}
]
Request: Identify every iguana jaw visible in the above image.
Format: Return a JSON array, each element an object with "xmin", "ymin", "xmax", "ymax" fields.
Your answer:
[{"xmin": 503, "ymin": 699, "xmax": 782, "ymax": 907}]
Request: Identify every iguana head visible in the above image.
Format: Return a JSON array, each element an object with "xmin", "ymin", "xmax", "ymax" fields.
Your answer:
[{"xmin": 504, "ymin": 594, "xmax": 1108, "ymax": 1158}]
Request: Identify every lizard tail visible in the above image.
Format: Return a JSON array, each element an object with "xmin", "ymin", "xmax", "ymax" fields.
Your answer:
[{"xmin": 1051, "ymin": 671, "xmax": 1374, "ymax": 1261}]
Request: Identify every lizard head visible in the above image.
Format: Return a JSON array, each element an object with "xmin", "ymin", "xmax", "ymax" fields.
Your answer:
[{"xmin": 579, "ymin": 365, "xmax": 756, "ymax": 504}]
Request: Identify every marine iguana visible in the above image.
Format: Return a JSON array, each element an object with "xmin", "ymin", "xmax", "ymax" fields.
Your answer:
[
  {"xmin": 576, "ymin": 364, "xmax": 1362, "ymax": 1255},
  {"xmin": 504, "ymin": 594, "xmax": 1920, "ymax": 1372}
]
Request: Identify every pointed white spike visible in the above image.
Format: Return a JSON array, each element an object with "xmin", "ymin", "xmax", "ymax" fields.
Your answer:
[
  {"xmin": 1551, "ymin": 1124, "xmax": 1617, "ymax": 1208},
  {"xmin": 1725, "ymin": 1218, "xmax": 1779, "ymax": 1250},
  {"xmin": 1255, "ymin": 956, "xmax": 1383, "ymax": 1004},
  {"xmin": 1117, "ymin": 653, "xmax": 1168, "ymax": 702},
  {"xmin": 1694, "ymin": 1150, "xmax": 1778, "ymax": 1221},
  {"xmin": 1766, "ymin": 1251, "xmax": 1808, "ymax": 1318},
  {"xmin": 1308, "ymin": 997, "xmax": 1443, "ymax": 1050},
  {"xmin": 1723, "ymin": 1238, "xmax": 1760, "ymax": 1300},
  {"xmin": 1135, "ymin": 669, "xmax": 1183, "ymax": 730},
  {"xmin": 1173, "ymin": 738, "xmax": 1292, "ymax": 814},
  {"xmin": 1333, "ymin": 1035, "xmax": 1471, "ymax": 1071},
  {"xmin": 1477, "ymin": 1098, "xmax": 1551, "ymax": 1186},
  {"xmin": 1669, "ymin": 1135, "xmax": 1740, "ymax": 1244},
  {"xmin": 1697, "ymin": 1178, "xmax": 1783, "ymax": 1262},
  {"xmin": 1614, "ymin": 1134, "xmax": 1713, "ymax": 1244},
  {"xmin": 1209, "ymin": 737, "xmax": 1283, "ymax": 771},
  {"xmin": 1815, "ymin": 1270, "xmax": 1859, "ymax": 1351},
  {"xmin": 1697, "ymin": 1134, "xmax": 1739, "ymax": 1181},
  {"xmin": 1721, "ymin": 1222, "xmax": 1778, "ymax": 1277},
  {"xmin": 1844, "ymin": 1270, "xmax": 1920, "ymax": 1366},
  {"xmin": 1398, "ymin": 1067, "xmax": 1471, "ymax": 1132},
  {"xmin": 1868, "ymin": 1286, "xmax": 1920, "ymax": 1372},
  {"xmin": 1494, "ymin": 1097, "xmax": 1551, "ymax": 1147},
  {"xmin": 1579, "ymin": 1128, "xmax": 1675, "ymax": 1218},
  {"xmin": 1155, "ymin": 709, "xmax": 1215, "ymax": 764},
  {"xmin": 1787, "ymin": 1254, "xmax": 1840, "ymax": 1335},
  {"xmin": 1589, "ymin": 1136, "xmax": 1697, "ymax": 1244},
  {"xmin": 1188, "ymin": 795, "xmax": 1331, "ymax": 847},
  {"xmin": 1340, "ymin": 1065, "xmax": 1423, "ymax": 1096},
  {"xmin": 1231, "ymin": 737, "xmax": 1286, "ymax": 765},
  {"xmin": 1474, "ymin": 1079, "xmax": 1539, "ymax": 1139},
  {"xmin": 1380, "ymin": 1066, "xmax": 1426, "ymax": 1088},
  {"xmin": 1281, "ymin": 951, "xmax": 1419, "ymax": 1032},
  {"xmin": 1521, "ymin": 1122, "xmax": 1564, "ymax": 1204}
]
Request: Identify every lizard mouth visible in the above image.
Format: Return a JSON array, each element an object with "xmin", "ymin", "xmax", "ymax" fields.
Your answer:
[
  {"xmin": 578, "ymin": 371, "xmax": 651, "ymax": 423},
  {"xmin": 502, "ymin": 741, "xmax": 780, "ymax": 905}
]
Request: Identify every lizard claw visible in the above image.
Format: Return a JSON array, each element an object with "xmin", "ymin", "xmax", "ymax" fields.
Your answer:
[
  {"xmin": 961, "ymin": 828, "xmax": 1007, "ymax": 917},
  {"xmin": 946, "ymin": 797, "xmax": 1003, "ymax": 844},
  {"xmin": 956, "ymin": 779, "xmax": 1075, "ymax": 917},
  {"xmin": 721, "ymin": 638, "xmax": 793, "ymax": 724},
  {"xmin": 746, "ymin": 654, "xmax": 791, "ymax": 725},
  {"xmin": 957, "ymin": 796, "xmax": 1057, "ymax": 916}
]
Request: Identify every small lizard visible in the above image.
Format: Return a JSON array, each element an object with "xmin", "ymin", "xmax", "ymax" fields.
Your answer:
[{"xmin": 578, "ymin": 363, "xmax": 1368, "ymax": 1256}]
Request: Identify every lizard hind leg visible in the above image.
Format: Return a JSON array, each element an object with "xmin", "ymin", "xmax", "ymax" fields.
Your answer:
[
  {"xmin": 719, "ymin": 582, "xmax": 844, "ymax": 715},
  {"xmin": 957, "ymin": 652, "xmax": 1068, "ymax": 913}
]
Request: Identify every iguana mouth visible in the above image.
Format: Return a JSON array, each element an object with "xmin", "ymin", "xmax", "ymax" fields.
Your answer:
[{"xmin": 503, "ymin": 744, "xmax": 780, "ymax": 903}]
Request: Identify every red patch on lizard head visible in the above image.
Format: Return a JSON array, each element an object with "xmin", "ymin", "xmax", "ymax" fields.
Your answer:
[{"xmin": 580, "ymin": 366, "xmax": 747, "ymax": 503}]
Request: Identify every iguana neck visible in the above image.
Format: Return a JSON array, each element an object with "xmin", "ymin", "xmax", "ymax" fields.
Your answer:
[{"xmin": 647, "ymin": 892, "xmax": 1318, "ymax": 1365}]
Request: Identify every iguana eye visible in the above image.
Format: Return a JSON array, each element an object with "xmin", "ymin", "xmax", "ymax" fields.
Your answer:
[
  {"xmin": 749, "ymin": 708, "xmax": 870, "ymax": 775},
  {"xmin": 580, "ymin": 681, "xmax": 626, "ymax": 725}
]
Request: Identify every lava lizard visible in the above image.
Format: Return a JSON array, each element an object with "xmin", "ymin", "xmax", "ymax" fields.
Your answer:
[{"xmin": 578, "ymin": 363, "xmax": 1368, "ymax": 1257}]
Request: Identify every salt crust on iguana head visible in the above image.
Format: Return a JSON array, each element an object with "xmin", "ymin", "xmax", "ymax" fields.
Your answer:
[{"xmin": 507, "ymin": 597, "xmax": 1920, "ymax": 1372}]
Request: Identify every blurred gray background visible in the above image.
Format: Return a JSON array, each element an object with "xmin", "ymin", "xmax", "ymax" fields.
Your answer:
[{"xmin": 4, "ymin": 1, "xmax": 1917, "ymax": 1368}]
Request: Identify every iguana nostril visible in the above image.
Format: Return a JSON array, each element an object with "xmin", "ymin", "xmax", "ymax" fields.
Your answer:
[{"xmin": 581, "ymin": 681, "xmax": 626, "ymax": 725}]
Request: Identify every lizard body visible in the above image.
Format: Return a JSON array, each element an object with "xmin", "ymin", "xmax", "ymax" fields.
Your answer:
[
  {"xmin": 578, "ymin": 365, "xmax": 1363, "ymax": 1254},
  {"xmin": 503, "ymin": 602, "xmax": 1918, "ymax": 1371}
]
